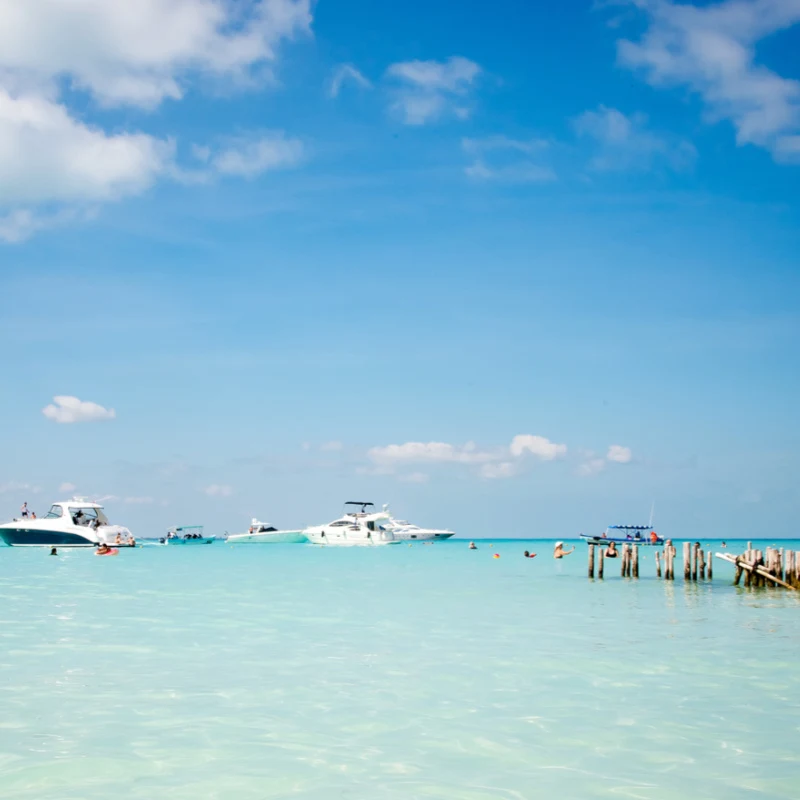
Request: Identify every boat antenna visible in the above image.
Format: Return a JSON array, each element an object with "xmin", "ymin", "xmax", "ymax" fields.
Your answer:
[{"xmin": 648, "ymin": 500, "xmax": 655, "ymax": 528}]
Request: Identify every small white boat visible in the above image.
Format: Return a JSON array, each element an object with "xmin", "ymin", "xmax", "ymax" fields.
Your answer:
[
  {"xmin": 227, "ymin": 519, "xmax": 307, "ymax": 544},
  {"xmin": 304, "ymin": 502, "xmax": 399, "ymax": 546},
  {"xmin": 380, "ymin": 506, "xmax": 455, "ymax": 541},
  {"xmin": 0, "ymin": 497, "xmax": 135, "ymax": 547},
  {"xmin": 162, "ymin": 525, "xmax": 215, "ymax": 545}
]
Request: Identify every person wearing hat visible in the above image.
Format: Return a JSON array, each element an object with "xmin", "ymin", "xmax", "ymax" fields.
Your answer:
[{"xmin": 553, "ymin": 541, "xmax": 575, "ymax": 559}]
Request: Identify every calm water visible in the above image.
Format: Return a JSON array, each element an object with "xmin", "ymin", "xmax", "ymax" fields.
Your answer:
[{"xmin": 0, "ymin": 539, "xmax": 798, "ymax": 799}]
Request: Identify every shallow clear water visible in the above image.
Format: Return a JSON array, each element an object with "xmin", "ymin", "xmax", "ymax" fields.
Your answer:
[{"xmin": 1, "ymin": 539, "xmax": 798, "ymax": 799}]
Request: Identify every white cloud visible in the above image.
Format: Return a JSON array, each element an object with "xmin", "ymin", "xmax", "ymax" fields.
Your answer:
[
  {"xmin": 386, "ymin": 56, "xmax": 481, "ymax": 124},
  {"xmin": 208, "ymin": 132, "xmax": 304, "ymax": 178},
  {"xmin": 203, "ymin": 484, "xmax": 233, "ymax": 497},
  {"xmin": 329, "ymin": 64, "xmax": 372, "ymax": 98},
  {"xmin": 0, "ymin": 1, "xmax": 311, "ymax": 242},
  {"xmin": 509, "ymin": 434, "xmax": 567, "ymax": 460},
  {"xmin": 480, "ymin": 462, "xmax": 516, "ymax": 480},
  {"xmin": 398, "ymin": 472, "xmax": 430, "ymax": 483},
  {"xmin": 0, "ymin": 481, "xmax": 42, "ymax": 494},
  {"xmin": 0, "ymin": 90, "xmax": 171, "ymax": 204},
  {"xmin": 465, "ymin": 160, "xmax": 557, "ymax": 183},
  {"xmin": 617, "ymin": 0, "xmax": 800, "ymax": 161},
  {"xmin": 320, "ymin": 441, "xmax": 344, "ymax": 452},
  {"xmin": 607, "ymin": 444, "xmax": 633, "ymax": 463},
  {"xmin": 0, "ymin": 0, "xmax": 312, "ymax": 109},
  {"xmin": 42, "ymin": 396, "xmax": 116, "ymax": 424},
  {"xmin": 573, "ymin": 105, "xmax": 696, "ymax": 171},
  {"xmin": 59, "ymin": 482, "xmax": 77, "ymax": 493},
  {"xmin": 368, "ymin": 441, "xmax": 495, "ymax": 465}
]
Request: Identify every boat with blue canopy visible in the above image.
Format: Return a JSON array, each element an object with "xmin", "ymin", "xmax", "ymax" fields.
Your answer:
[
  {"xmin": 580, "ymin": 525, "xmax": 664, "ymax": 546},
  {"xmin": 161, "ymin": 525, "xmax": 215, "ymax": 545}
]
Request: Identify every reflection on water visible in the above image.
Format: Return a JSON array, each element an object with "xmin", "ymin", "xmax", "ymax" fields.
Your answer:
[{"xmin": 0, "ymin": 540, "xmax": 798, "ymax": 799}]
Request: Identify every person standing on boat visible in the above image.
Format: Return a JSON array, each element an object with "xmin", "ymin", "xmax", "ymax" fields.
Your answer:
[
  {"xmin": 20, "ymin": 502, "xmax": 29, "ymax": 518},
  {"xmin": 553, "ymin": 541, "xmax": 575, "ymax": 559}
]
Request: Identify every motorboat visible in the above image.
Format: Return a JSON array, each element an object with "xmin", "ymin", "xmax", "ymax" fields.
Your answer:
[
  {"xmin": 580, "ymin": 525, "xmax": 664, "ymax": 546},
  {"xmin": 227, "ymin": 518, "xmax": 307, "ymax": 544},
  {"xmin": 0, "ymin": 497, "xmax": 135, "ymax": 547},
  {"xmin": 161, "ymin": 525, "xmax": 215, "ymax": 545},
  {"xmin": 304, "ymin": 501, "xmax": 399, "ymax": 546},
  {"xmin": 380, "ymin": 506, "xmax": 455, "ymax": 541}
]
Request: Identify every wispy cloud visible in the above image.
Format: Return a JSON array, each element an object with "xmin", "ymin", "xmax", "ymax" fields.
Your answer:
[
  {"xmin": 59, "ymin": 482, "xmax": 77, "ymax": 493},
  {"xmin": 203, "ymin": 484, "xmax": 233, "ymax": 498},
  {"xmin": 462, "ymin": 136, "xmax": 557, "ymax": 183},
  {"xmin": 480, "ymin": 462, "xmax": 516, "ymax": 479},
  {"xmin": 577, "ymin": 444, "xmax": 635, "ymax": 477},
  {"xmin": 319, "ymin": 440, "xmax": 344, "ymax": 452},
  {"xmin": 0, "ymin": 481, "xmax": 41, "ymax": 494},
  {"xmin": 386, "ymin": 56, "xmax": 481, "ymax": 125},
  {"xmin": 329, "ymin": 64, "xmax": 372, "ymax": 98},
  {"xmin": 398, "ymin": 472, "xmax": 430, "ymax": 483},
  {"xmin": 42, "ymin": 396, "xmax": 116, "ymax": 424},
  {"xmin": 369, "ymin": 441, "xmax": 496, "ymax": 465},
  {"xmin": 616, "ymin": 0, "xmax": 800, "ymax": 162},
  {"xmin": 573, "ymin": 105, "xmax": 696, "ymax": 171}
]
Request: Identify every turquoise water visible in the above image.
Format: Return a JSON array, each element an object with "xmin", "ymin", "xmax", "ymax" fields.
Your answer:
[{"xmin": 1, "ymin": 539, "xmax": 798, "ymax": 799}]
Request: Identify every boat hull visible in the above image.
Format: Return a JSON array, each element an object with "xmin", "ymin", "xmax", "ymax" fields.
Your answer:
[
  {"xmin": 580, "ymin": 534, "xmax": 664, "ymax": 546},
  {"xmin": 227, "ymin": 530, "xmax": 307, "ymax": 544},
  {"xmin": 165, "ymin": 538, "xmax": 215, "ymax": 546},
  {"xmin": 0, "ymin": 526, "xmax": 96, "ymax": 547}
]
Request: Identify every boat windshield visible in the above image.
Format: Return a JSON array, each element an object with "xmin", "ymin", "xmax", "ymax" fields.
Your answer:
[{"xmin": 44, "ymin": 505, "xmax": 63, "ymax": 519}]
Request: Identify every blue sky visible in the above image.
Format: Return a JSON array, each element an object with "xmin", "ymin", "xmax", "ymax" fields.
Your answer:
[{"xmin": 1, "ymin": 0, "xmax": 798, "ymax": 538}]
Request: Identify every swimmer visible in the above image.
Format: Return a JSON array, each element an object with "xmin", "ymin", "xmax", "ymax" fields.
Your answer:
[
  {"xmin": 492, "ymin": 553, "xmax": 500, "ymax": 559},
  {"xmin": 721, "ymin": 541, "xmax": 727, "ymax": 548},
  {"xmin": 49, "ymin": 547, "xmax": 58, "ymax": 556},
  {"xmin": 469, "ymin": 542, "xmax": 477, "ymax": 550},
  {"xmin": 553, "ymin": 541, "xmax": 575, "ymax": 559},
  {"xmin": 523, "ymin": 550, "xmax": 537, "ymax": 558},
  {"xmin": 605, "ymin": 541, "xmax": 618, "ymax": 558}
]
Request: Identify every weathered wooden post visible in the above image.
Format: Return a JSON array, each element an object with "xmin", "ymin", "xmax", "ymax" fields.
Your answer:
[
  {"xmin": 707, "ymin": 549, "xmax": 712, "ymax": 580},
  {"xmin": 588, "ymin": 543, "xmax": 595, "ymax": 578},
  {"xmin": 692, "ymin": 543, "xmax": 700, "ymax": 581},
  {"xmin": 632, "ymin": 544, "xmax": 639, "ymax": 578},
  {"xmin": 598, "ymin": 547, "xmax": 604, "ymax": 579},
  {"xmin": 779, "ymin": 548, "xmax": 785, "ymax": 583},
  {"xmin": 747, "ymin": 540, "xmax": 752, "ymax": 551},
  {"xmin": 655, "ymin": 550, "xmax": 662, "ymax": 578},
  {"xmin": 756, "ymin": 551, "xmax": 764, "ymax": 587},
  {"xmin": 683, "ymin": 542, "xmax": 691, "ymax": 581}
]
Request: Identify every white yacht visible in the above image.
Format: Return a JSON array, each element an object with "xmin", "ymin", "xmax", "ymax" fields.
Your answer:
[
  {"xmin": 0, "ymin": 497, "xmax": 135, "ymax": 547},
  {"xmin": 304, "ymin": 502, "xmax": 399, "ymax": 546},
  {"xmin": 381, "ymin": 506, "xmax": 455, "ymax": 541},
  {"xmin": 227, "ymin": 519, "xmax": 307, "ymax": 544}
]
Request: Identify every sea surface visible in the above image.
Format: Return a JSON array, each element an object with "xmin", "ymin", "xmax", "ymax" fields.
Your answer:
[{"xmin": 0, "ymin": 538, "xmax": 798, "ymax": 799}]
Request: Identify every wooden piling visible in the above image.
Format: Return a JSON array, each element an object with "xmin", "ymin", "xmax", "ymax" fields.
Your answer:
[
  {"xmin": 598, "ymin": 547, "xmax": 604, "ymax": 579},
  {"xmin": 707, "ymin": 550, "xmax": 712, "ymax": 580},
  {"xmin": 588, "ymin": 543, "xmax": 595, "ymax": 578},
  {"xmin": 779, "ymin": 548, "xmax": 785, "ymax": 583},
  {"xmin": 683, "ymin": 542, "xmax": 691, "ymax": 580},
  {"xmin": 699, "ymin": 548, "xmax": 706, "ymax": 580},
  {"xmin": 655, "ymin": 550, "xmax": 662, "ymax": 578},
  {"xmin": 632, "ymin": 544, "xmax": 639, "ymax": 578},
  {"xmin": 716, "ymin": 553, "xmax": 797, "ymax": 591}
]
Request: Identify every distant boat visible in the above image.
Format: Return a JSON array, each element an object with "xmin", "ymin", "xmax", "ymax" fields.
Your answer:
[
  {"xmin": 161, "ymin": 525, "xmax": 215, "ymax": 545},
  {"xmin": 227, "ymin": 518, "xmax": 307, "ymax": 544},
  {"xmin": 581, "ymin": 525, "xmax": 664, "ymax": 546},
  {"xmin": 304, "ymin": 501, "xmax": 400, "ymax": 546},
  {"xmin": 380, "ymin": 505, "xmax": 455, "ymax": 541}
]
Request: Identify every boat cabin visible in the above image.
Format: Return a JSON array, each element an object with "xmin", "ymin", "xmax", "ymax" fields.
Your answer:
[
  {"xmin": 45, "ymin": 498, "xmax": 109, "ymax": 528},
  {"xmin": 167, "ymin": 525, "xmax": 205, "ymax": 540}
]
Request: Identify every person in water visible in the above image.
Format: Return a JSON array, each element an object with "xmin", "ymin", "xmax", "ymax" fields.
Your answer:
[
  {"xmin": 96, "ymin": 543, "xmax": 111, "ymax": 554},
  {"xmin": 469, "ymin": 542, "xmax": 477, "ymax": 550},
  {"xmin": 553, "ymin": 541, "xmax": 575, "ymax": 559},
  {"xmin": 605, "ymin": 541, "xmax": 618, "ymax": 558},
  {"xmin": 49, "ymin": 547, "xmax": 58, "ymax": 556},
  {"xmin": 523, "ymin": 551, "xmax": 537, "ymax": 558},
  {"xmin": 721, "ymin": 541, "xmax": 727, "ymax": 548}
]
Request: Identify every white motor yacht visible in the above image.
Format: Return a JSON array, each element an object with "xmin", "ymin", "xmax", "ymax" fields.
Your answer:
[
  {"xmin": 380, "ymin": 506, "xmax": 455, "ymax": 541},
  {"xmin": 304, "ymin": 502, "xmax": 399, "ymax": 546},
  {"xmin": 0, "ymin": 497, "xmax": 135, "ymax": 547},
  {"xmin": 227, "ymin": 518, "xmax": 307, "ymax": 544}
]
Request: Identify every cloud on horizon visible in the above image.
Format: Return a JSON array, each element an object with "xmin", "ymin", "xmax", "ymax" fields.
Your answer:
[{"xmin": 42, "ymin": 396, "xmax": 116, "ymax": 424}]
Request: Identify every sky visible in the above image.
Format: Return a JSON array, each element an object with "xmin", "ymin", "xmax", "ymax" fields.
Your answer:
[{"xmin": 1, "ymin": 0, "xmax": 798, "ymax": 538}]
